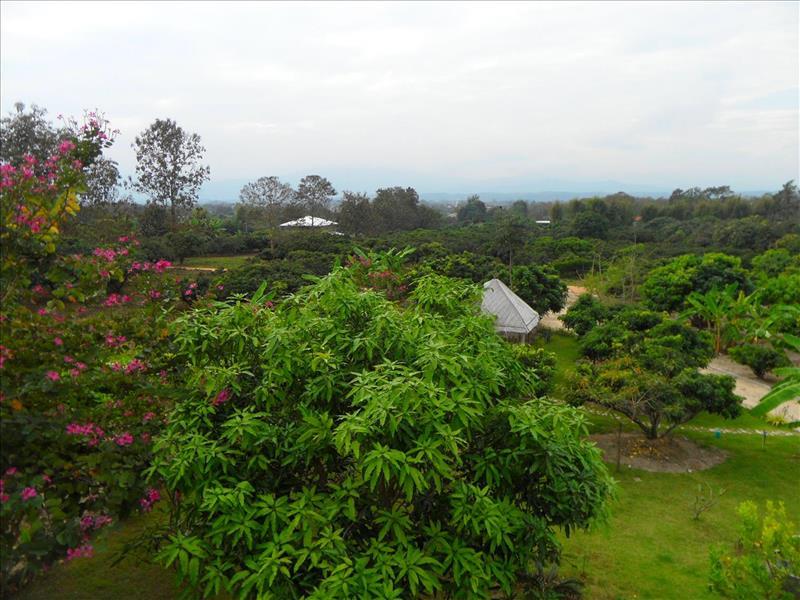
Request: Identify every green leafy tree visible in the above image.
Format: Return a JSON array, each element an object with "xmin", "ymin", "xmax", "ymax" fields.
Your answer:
[
  {"xmin": 710, "ymin": 501, "xmax": 800, "ymax": 599},
  {"xmin": 0, "ymin": 102, "xmax": 61, "ymax": 166},
  {"xmin": 457, "ymin": 195, "xmax": 487, "ymax": 223},
  {"xmin": 150, "ymin": 268, "xmax": 613, "ymax": 598},
  {"xmin": 132, "ymin": 118, "xmax": 210, "ymax": 230},
  {"xmin": 236, "ymin": 176, "xmax": 295, "ymax": 246},
  {"xmin": 566, "ymin": 306, "xmax": 739, "ymax": 439},
  {"xmin": 642, "ymin": 253, "xmax": 752, "ymax": 312},
  {"xmin": 510, "ymin": 265, "xmax": 568, "ymax": 315},
  {"xmin": 297, "ymin": 174, "xmax": 336, "ymax": 217},
  {"xmin": 560, "ymin": 293, "xmax": 610, "ymax": 336},
  {"xmin": 337, "ymin": 191, "xmax": 375, "ymax": 236},
  {"xmin": 729, "ymin": 344, "xmax": 789, "ymax": 380}
]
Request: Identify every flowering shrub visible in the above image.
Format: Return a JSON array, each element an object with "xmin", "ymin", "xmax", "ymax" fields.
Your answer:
[
  {"xmin": 0, "ymin": 114, "xmax": 209, "ymax": 591},
  {"xmin": 150, "ymin": 266, "xmax": 613, "ymax": 598}
]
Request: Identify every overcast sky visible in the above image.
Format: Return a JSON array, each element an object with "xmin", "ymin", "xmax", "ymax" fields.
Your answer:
[{"xmin": 1, "ymin": 1, "xmax": 798, "ymax": 196}]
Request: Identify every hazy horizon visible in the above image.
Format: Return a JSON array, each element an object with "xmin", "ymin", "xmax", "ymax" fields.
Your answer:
[{"xmin": 2, "ymin": 1, "xmax": 798, "ymax": 197}]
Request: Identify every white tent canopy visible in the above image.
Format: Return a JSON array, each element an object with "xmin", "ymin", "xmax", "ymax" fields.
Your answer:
[
  {"xmin": 279, "ymin": 216, "xmax": 338, "ymax": 227},
  {"xmin": 481, "ymin": 278, "xmax": 540, "ymax": 335}
]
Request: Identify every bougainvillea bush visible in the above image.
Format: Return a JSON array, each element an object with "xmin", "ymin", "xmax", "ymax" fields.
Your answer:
[
  {"xmin": 149, "ymin": 266, "xmax": 613, "ymax": 598},
  {"xmin": 0, "ymin": 115, "xmax": 201, "ymax": 591}
]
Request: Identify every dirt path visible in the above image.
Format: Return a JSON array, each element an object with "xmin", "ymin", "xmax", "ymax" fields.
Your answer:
[
  {"xmin": 701, "ymin": 353, "xmax": 800, "ymax": 423},
  {"xmin": 539, "ymin": 285, "xmax": 586, "ymax": 330}
]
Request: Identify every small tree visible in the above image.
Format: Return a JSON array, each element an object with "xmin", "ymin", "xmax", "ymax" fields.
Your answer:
[
  {"xmin": 710, "ymin": 501, "xmax": 800, "ymax": 599},
  {"xmin": 133, "ymin": 118, "xmax": 210, "ymax": 230},
  {"xmin": 729, "ymin": 344, "xmax": 789, "ymax": 380},
  {"xmin": 566, "ymin": 307, "xmax": 741, "ymax": 439}
]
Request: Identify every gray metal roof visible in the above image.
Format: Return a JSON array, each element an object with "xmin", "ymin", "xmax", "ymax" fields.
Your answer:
[{"xmin": 481, "ymin": 278, "xmax": 540, "ymax": 334}]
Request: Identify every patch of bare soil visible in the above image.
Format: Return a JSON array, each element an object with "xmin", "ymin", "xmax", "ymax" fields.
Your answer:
[
  {"xmin": 590, "ymin": 432, "xmax": 728, "ymax": 473},
  {"xmin": 539, "ymin": 285, "xmax": 587, "ymax": 330}
]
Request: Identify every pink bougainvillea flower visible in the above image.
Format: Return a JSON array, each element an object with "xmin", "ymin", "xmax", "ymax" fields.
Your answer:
[
  {"xmin": 0, "ymin": 494, "xmax": 8, "ymax": 503},
  {"xmin": 54, "ymin": 337, "xmax": 63, "ymax": 346},
  {"xmin": 65, "ymin": 544, "xmax": 93, "ymax": 561},
  {"xmin": 139, "ymin": 488, "xmax": 161, "ymax": 512},
  {"xmin": 5, "ymin": 467, "xmax": 17, "ymax": 476},
  {"xmin": 45, "ymin": 370, "xmax": 60, "ymax": 382},
  {"xmin": 142, "ymin": 411, "xmax": 155, "ymax": 422},
  {"xmin": 21, "ymin": 487, "xmax": 38, "ymax": 501}
]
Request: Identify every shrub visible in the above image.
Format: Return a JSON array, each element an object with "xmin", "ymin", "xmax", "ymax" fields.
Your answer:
[
  {"xmin": 560, "ymin": 294, "xmax": 610, "ymax": 336},
  {"xmin": 729, "ymin": 344, "xmax": 790, "ymax": 380},
  {"xmin": 710, "ymin": 501, "xmax": 800, "ymax": 599},
  {"xmin": 150, "ymin": 268, "xmax": 613, "ymax": 598}
]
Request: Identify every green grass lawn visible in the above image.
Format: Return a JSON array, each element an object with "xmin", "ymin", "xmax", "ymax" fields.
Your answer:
[
  {"xmin": 533, "ymin": 333, "xmax": 800, "ymax": 598},
  {"xmin": 559, "ymin": 429, "xmax": 800, "ymax": 600},
  {"xmin": 181, "ymin": 255, "xmax": 255, "ymax": 269}
]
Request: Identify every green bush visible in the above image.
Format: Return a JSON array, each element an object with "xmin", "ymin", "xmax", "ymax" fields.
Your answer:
[
  {"xmin": 710, "ymin": 501, "xmax": 800, "ymax": 599},
  {"xmin": 729, "ymin": 344, "xmax": 789, "ymax": 380},
  {"xmin": 150, "ymin": 268, "xmax": 613, "ymax": 598}
]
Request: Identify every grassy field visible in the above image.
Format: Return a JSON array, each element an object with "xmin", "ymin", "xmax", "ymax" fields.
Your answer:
[
  {"xmin": 560, "ymin": 430, "xmax": 800, "ymax": 599},
  {"xmin": 181, "ymin": 255, "xmax": 255, "ymax": 269},
  {"xmin": 538, "ymin": 332, "xmax": 800, "ymax": 598}
]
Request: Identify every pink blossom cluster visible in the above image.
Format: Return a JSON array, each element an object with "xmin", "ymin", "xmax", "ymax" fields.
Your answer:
[
  {"xmin": 104, "ymin": 334, "xmax": 127, "ymax": 347},
  {"xmin": 139, "ymin": 488, "xmax": 161, "ymax": 512},
  {"xmin": 64, "ymin": 355, "xmax": 88, "ymax": 378},
  {"xmin": 113, "ymin": 432, "xmax": 134, "ymax": 447},
  {"xmin": 148, "ymin": 289, "xmax": 162, "ymax": 300},
  {"xmin": 129, "ymin": 259, "xmax": 171, "ymax": 274},
  {"xmin": 45, "ymin": 370, "xmax": 61, "ymax": 382},
  {"xmin": 0, "ymin": 478, "xmax": 8, "ymax": 503},
  {"xmin": 80, "ymin": 513, "xmax": 113, "ymax": 532},
  {"xmin": 65, "ymin": 544, "xmax": 94, "ymax": 561},
  {"xmin": 212, "ymin": 388, "xmax": 232, "ymax": 407},
  {"xmin": 183, "ymin": 282, "xmax": 199, "ymax": 297},
  {"xmin": 110, "ymin": 358, "xmax": 146, "ymax": 374},
  {"xmin": 21, "ymin": 486, "xmax": 38, "ymax": 501},
  {"xmin": 103, "ymin": 293, "xmax": 132, "ymax": 307},
  {"xmin": 13, "ymin": 204, "xmax": 47, "ymax": 233},
  {"xmin": 66, "ymin": 422, "xmax": 106, "ymax": 446}
]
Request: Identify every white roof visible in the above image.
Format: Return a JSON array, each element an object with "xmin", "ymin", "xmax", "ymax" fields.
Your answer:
[
  {"xmin": 279, "ymin": 216, "xmax": 338, "ymax": 227},
  {"xmin": 481, "ymin": 278, "xmax": 540, "ymax": 334}
]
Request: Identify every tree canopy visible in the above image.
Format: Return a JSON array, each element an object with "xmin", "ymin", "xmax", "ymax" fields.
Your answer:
[{"xmin": 151, "ymin": 265, "xmax": 613, "ymax": 598}]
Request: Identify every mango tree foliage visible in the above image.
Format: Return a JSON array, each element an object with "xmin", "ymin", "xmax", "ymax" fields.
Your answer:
[
  {"xmin": 641, "ymin": 253, "xmax": 752, "ymax": 313},
  {"xmin": 566, "ymin": 307, "xmax": 741, "ymax": 439},
  {"xmin": 150, "ymin": 268, "xmax": 613, "ymax": 598}
]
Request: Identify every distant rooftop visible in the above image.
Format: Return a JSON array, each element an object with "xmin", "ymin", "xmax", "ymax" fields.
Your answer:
[{"xmin": 279, "ymin": 216, "xmax": 338, "ymax": 227}]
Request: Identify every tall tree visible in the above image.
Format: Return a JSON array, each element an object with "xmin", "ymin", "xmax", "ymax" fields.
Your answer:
[
  {"xmin": 237, "ymin": 176, "xmax": 294, "ymax": 245},
  {"xmin": 80, "ymin": 157, "xmax": 120, "ymax": 206},
  {"xmin": 0, "ymin": 102, "xmax": 61, "ymax": 167},
  {"xmin": 337, "ymin": 190, "xmax": 375, "ymax": 235},
  {"xmin": 457, "ymin": 194, "xmax": 487, "ymax": 223},
  {"xmin": 296, "ymin": 174, "xmax": 336, "ymax": 218},
  {"xmin": 132, "ymin": 118, "xmax": 210, "ymax": 229}
]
